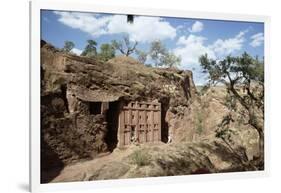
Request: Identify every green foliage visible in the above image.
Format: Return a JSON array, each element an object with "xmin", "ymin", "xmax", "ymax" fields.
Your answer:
[
  {"xmin": 199, "ymin": 52, "xmax": 264, "ymax": 85},
  {"xmin": 199, "ymin": 52, "xmax": 264, "ymax": 113},
  {"xmin": 62, "ymin": 41, "xmax": 75, "ymax": 53},
  {"xmin": 111, "ymin": 36, "xmax": 138, "ymax": 56},
  {"xmin": 130, "ymin": 149, "xmax": 151, "ymax": 167},
  {"xmin": 135, "ymin": 49, "xmax": 148, "ymax": 64},
  {"xmin": 81, "ymin": 40, "xmax": 97, "ymax": 57},
  {"xmin": 215, "ymin": 114, "xmax": 236, "ymax": 143},
  {"xmin": 149, "ymin": 40, "xmax": 167, "ymax": 66},
  {"xmin": 149, "ymin": 40, "xmax": 181, "ymax": 67},
  {"xmin": 160, "ymin": 52, "xmax": 181, "ymax": 68},
  {"xmin": 98, "ymin": 43, "xmax": 115, "ymax": 61},
  {"xmin": 199, "ymin": 52, "xmax": 264, "ymax": 158}
]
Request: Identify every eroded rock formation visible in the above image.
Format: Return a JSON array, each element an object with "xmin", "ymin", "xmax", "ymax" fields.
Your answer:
[
  {"xmin": 41, "ymin": 40, "xmax": 261, "ymax": 183},
  {"xmin": 40, "ymin": 40, "xmax": 197, "ymax": 181}
]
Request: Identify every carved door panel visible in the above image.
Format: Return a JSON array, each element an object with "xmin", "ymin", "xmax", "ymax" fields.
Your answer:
[{"xmin": 118, "ymin": 101, "xmax": 161, "ymax": 147}]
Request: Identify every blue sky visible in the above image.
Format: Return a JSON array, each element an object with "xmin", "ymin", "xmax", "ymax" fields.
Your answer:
[{"xmin": 41, "ymin": 10, "xmax": 264, "ymax": 85}]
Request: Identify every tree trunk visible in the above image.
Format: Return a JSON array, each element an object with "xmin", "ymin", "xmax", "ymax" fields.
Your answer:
[{"xmin": 227, "ymin": 82, "xmax": 264, "ymax": 163}]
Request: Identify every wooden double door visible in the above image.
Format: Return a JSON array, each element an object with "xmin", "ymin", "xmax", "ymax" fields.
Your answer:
[{"xmin": 118, "ymin": 101, "xmax": 161, "ymax": 147}]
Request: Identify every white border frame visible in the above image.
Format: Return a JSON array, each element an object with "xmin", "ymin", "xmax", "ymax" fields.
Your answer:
[{"xmin": 30, "ymin": 0, "xmax": 271, "ymax": 192}]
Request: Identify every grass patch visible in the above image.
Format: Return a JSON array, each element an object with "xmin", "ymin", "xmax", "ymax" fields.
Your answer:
[{"xmin": 130, "ymin": 149, "xmax": 152, "ymax": 167}]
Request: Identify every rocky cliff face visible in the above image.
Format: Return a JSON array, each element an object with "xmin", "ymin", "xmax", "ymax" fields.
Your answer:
[
  {"xmin": 41, "ymin": 40, "xmax": 261, "ymax": 183},
  {"xmin": 40, "ymin": 40, "xmax": 198, "ymax": 181}
]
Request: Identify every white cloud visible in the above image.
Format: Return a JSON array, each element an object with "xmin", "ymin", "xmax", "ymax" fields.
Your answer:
[
  {"xmin": 54, "ymin": 11, "xmax": 111, "ymax": 36},
  {"xmin": 173, "ymin": 34, "xmax": 215, "ymax": 85},
  {"xmin": 71, "ymin": 48, "xmax": 82, "ymax": 55},
  {"xmin": 176, "ymin": 25, "xmax": 184, "ymax": 31},
  {"xmin": 174, "ymin": 30, "xmax": 247, "ymax": 66},
  {"xmin": 174, "ymin": 35, "xmax": 215, "ymax": 66},
  {"xmin": 189, "ymin": 21, "xmax": 204, "ymax": 33},
  {"xmin": 54, "ymin": 11, "xmax": 177, "ymax": 43},
  {"xmin": 108, "ymin": 15, "xmax": 177, "ymax": 42},
  {"xmin": 210, "ymin": 30, "xmax": 247, "ymax": 56},
  {"xmin": 250, "ymin": 33, "xmax": 264, "ymax": 47},
  {"xmin": 174, "ymin": 30, "xmax": 248, "ymax": 84}
]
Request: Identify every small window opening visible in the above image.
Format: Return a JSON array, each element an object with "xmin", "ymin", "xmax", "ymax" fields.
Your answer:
[{"xmin": 89, "ymin": 102, "xmax": 102, "ymax": 115}]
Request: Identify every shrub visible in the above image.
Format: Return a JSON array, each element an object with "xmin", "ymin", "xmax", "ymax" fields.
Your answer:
[{"xmin": 130, "ymin": 149, "xmax": 151, "ymax": 167}]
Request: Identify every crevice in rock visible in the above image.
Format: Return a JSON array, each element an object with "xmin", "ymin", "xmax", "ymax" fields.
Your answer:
[
  {"xmin": 181, "ymin": 76, "xmax": 192, "ymax": 102},
  {"xmin": 159, "ymin": 97, "xmax": 170, "ymax": 143}
]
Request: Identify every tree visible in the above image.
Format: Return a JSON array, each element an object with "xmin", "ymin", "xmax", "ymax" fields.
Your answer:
[
  {"xmin": 160, "ymin": 52, "xmax": 181, "ymax": 68},
  {"xmin": 98, "ymin": 43, "xmax": 115, "ymax": 61},
  {"xmin": 199, "ymin": 52, "xmax": 264, "ymax": 163},
  {"xmin": 135, "ymin": 49, "xmax": 148, "ymax": 64},
  {"xmin": 149, "ymin": 40, "xmax": 166, "ymax": 66},
  {"xmin": 111, "ymin": 36, "xmax": 138, "ymax": 56},
  {"xmin": 81, "ymin": 40, "xmax": 97, "ymax": 57},
  {"xmin": 62, "ymin": 41, "xmax": 75, "ymax": 53},
  {"xmin": 149, "ymin": 40, "xmax": 181, "ymax": 67}
]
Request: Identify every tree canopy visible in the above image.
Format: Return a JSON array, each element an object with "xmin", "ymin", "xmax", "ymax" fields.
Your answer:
[
  {"xmin": 149, "ymin": 40, "xmax": 181, "ymax": 67},
  {"xmin": 98, "ymin": 43, "xmax": 115, "ymax": 61},
  {"xmin": 149, "ymin": 40, "xmax": 166, "ymax": 66},
  {"xmin": 111, "ymin": 36, "xmax": 138, "ymax": 56},
  {"xmin": 135, "ymin": 49, "xmax": 148, "ymax": 64},
  {"xmin": 160, "ymin": 52, "xmax": 181, "ymax": 68},
  {"xmin": 81, "ymin": 40, "xmax": 98, "ymax": 57},
  {"xmin": 62, "ymin": 41, "xmax": 75, "ymax": 53}
]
